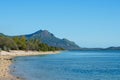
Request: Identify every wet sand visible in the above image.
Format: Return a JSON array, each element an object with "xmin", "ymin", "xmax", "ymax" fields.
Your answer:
[
  {"xmin": 0, "ymin": 56, "xmax": 20, "ymax": 80},
  {"xmin": 0, "ymin": 50, "xmax": 60, "ymax": 80}
]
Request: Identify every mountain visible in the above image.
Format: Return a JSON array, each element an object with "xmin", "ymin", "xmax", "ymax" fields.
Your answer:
[
  {"xmin": 1, "ymin": 30, "xmax": 120, "ymax": 50},
  {"xmin": 105, "ymin": 47, "xmax": 120, "ymax": 50},
  {"xmin": 0, "ymin": 33, "xmax": 6, "ymax": 36},
  {"xmin": 79, "ymin": 47, "xmax": 120, "ymax": 51},
  {"xmin": 24, "ymin": 30, "xmax": 80, "ymax": 50}
]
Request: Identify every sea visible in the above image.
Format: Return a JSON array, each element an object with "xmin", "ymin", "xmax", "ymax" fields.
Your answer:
[{"xmin": 11, "ymin": 50, "xmax": 120, "ymax": 80}]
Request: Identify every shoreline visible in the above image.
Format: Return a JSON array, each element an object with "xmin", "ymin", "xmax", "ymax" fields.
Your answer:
[{"xmin": 0, "ymin": 50, "xmax": 60, "ymax": 80}]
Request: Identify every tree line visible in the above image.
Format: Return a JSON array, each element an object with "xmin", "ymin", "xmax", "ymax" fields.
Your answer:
[{"xmin": 0, "ymin": 35, "xmax": 64, "ymax": 51}]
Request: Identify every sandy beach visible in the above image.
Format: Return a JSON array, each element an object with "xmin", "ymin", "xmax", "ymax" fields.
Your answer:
[{"xmin": 0, "ymin": 50, "xmax": 60, "ymax": 80}]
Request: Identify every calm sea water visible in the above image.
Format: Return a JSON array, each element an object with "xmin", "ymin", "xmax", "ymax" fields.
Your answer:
[{"xmin": 11, "ymin": 50, "xmax": 120, "ymax": 80}]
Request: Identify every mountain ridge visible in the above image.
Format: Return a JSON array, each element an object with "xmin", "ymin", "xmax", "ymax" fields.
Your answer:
[
  {"xmin": 23, "ymin": 30, "xmax": 80, "ymax": 50},
  {"xmin": 1, "ymin": 30, "xmax": 120, "ymax": 50}
]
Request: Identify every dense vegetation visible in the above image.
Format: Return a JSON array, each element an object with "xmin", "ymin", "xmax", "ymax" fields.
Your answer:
[{"xmin": 0, "ymin": 35, "xmax": 64, "ymax": 51}]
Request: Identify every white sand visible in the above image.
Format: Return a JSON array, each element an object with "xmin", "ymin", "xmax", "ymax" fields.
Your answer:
[{"xmin": 0, "ymin": 50, "xmax": 60, "ymax": 56}]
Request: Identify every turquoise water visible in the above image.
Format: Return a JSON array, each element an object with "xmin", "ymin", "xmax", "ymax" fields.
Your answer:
[{"xmin": 11, "ymin": 50, "xmax": 120, "ymax": 80}]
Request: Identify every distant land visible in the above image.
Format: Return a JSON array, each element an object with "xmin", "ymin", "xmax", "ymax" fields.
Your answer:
[
  {"xmin": 0, "ymin": 30, "xmax": 120, "ymax": 50},
  {"xmin": 78, "ymin": 47, "xmax": 120, "ymax": 51}
]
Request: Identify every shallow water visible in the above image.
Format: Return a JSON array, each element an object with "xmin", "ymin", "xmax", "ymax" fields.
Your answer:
[{"xmin": 11, "ymin": 50, "xmax": 120, "ymax": 80}]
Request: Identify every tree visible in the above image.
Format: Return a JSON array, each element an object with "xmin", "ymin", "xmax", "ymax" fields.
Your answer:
[
  {"xmin": 0, "ymin": 36, "xmax": 18, "ymax": 50},
  {"xmin": 0, "ymin": 35, "xmax": 64, "ymax": 51},
  {"xmin": 19, "ymin": 36, "xmax": 27, "ymax": 50},
  {"xmin": 13, "ymin": 36, "xmax": 27, "ymax": 50}
]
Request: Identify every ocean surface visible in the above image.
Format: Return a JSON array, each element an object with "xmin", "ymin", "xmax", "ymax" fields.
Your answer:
[{"xmin": 11, "ymin": 50, "xmax": 120, "ymax": 80}]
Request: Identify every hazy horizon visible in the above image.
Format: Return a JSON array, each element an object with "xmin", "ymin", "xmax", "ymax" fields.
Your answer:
[{"xmin": 0, "ymin": 0, "xmax": 120, "ymax": 48}]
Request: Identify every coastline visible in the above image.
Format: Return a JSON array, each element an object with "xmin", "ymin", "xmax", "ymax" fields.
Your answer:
[{"xmin": 0, "ymin": 50, "xmax": 60, "ymax": 80}]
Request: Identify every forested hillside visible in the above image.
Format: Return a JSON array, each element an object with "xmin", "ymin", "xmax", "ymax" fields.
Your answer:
[{"xmin": 0, "ymin": 35, "xmax": 64, "ymax": 51}]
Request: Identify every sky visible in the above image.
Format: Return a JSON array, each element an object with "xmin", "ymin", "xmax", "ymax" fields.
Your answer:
[{"xmin": 0, "ymin": 0, "xmax": 120, "ymax": 48}]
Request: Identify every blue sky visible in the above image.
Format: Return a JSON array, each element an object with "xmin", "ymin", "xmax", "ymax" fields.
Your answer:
[{"xmin": 0, "ymin": 0, "xmax": 120, "ymax": 48}]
